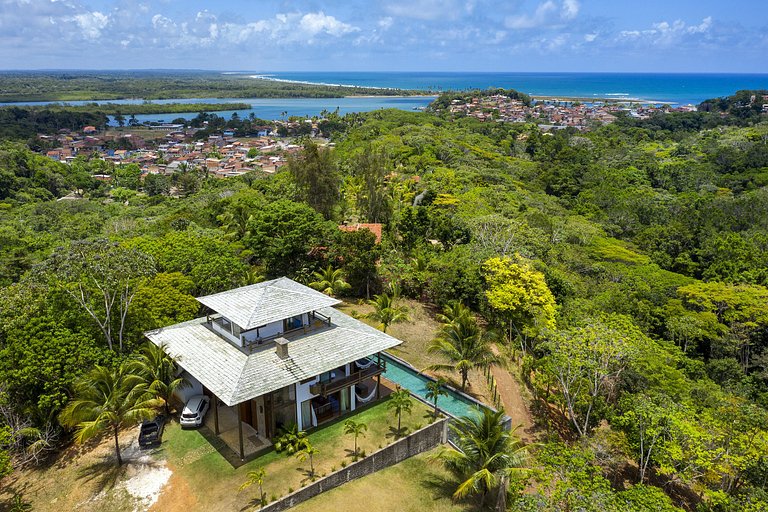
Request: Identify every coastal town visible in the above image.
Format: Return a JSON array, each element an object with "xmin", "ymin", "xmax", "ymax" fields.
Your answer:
[
  {"xmin": 40, "ymin": 123, "xmax": 301, "ymax": 181},
  {"xmin": 33, "ymin": 95, "xmax": 705, "ymax": 182},
  {"xmin": 439, "ymin": 93, "xmax": 699, "ymax": 128}
]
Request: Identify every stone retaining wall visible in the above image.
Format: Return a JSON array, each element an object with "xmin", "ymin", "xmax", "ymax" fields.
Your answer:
[{"xmin": 261, "ymin": 418, "xmax": 449, "ymax": 512}]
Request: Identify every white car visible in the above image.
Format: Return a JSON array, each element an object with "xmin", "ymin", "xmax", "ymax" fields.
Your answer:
[{"xmin": 180, "ymin": 395, "xmax": 210, "ymax": 428}]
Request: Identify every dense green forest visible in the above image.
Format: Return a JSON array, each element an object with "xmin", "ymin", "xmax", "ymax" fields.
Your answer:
[
  {"xmin": 1, "ymin": 93, "xmax": 768, "ymax": 510},
  {"xmin": 0, "ymin": 108, "xmax": 109, "ymax": 140},
  {"xmin": 0, "ymin": 71, "xmax": 420, "ymax": 101},
  {"xmin": 3, "ymin": 102, "xmax": 251, "ymax": 116}
]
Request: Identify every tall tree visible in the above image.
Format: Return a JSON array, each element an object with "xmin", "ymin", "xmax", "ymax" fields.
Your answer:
[
  {"xmin": 387, "ymin": 388, "xmax": 413, "ymax": 437},
  {"xmin": 343, "ymin": 419, "xmax": 368, "ymax": 458},
  {"xmin": 351, "ymin": 147, "xmax": 393, "ymax": 224},
  {"xmin": 59, "ymin": 363, "xmax": 161, "ymax": 465},
  {"xmin": 543, "ymin": 315, "xmax": 640, "ymax": 437},
  {"xmin": 331, "ymin": 229, "xmax": 379, "ymax": 298},
  {"xmin": 436, "ymin": 408, "xmax": 528, "ymax": 507},
  {"xmin": 130, "ymin": 342, "xmax": 189, "ymax": 415},
  {"xmin": 428, "ymin": 305, "xmax": 498, "ymax": 391},
  {"xmin": 483, "ymin": 256, "xmax": 557, "ymax": 354},
  {"xmin": 288, "ymin": 140, "xmax": 340, "ymax": 220},
  {"xmin": 425, "ymin": 378, "xmax": 448, "ymax": 419},
  {"xmin": 42, "ymin": 239, "xmax": 156, "ymax": 352},
  {"xmin": 239, "ymin": 467, "xmax": 267, "ymax": 509},
  {"xmin": 296, "ymin": 439, "xmax": 319, "ymax": 477},
  {"xmin": 366, "ymin": 292, "xmax": 409, "ymax": 333},
  {"xmin": 246, "ymin": 199, "xmax": 330, "ymax": 278},
  {"xmin": 308, "ymin": 265, "xmax": 350, "ymax": 297},
  {"xmin": 615, "ymin": 393, "xmax": 674, "ymax": 484}
]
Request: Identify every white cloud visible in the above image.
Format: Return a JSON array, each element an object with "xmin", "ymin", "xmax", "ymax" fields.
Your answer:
[
  {"xmin": 378, "ymin": 16, "xmax": 394, "ymax": 30},
  {"xmin": 71, "ymin": 11, "xmax": 109, "ymax": 39},
  {"xmin": 383, "ymin": 0, "xmax": 466, "ymax": 21},
  {"xmin": 687, "ymin": 16, "xmax": 712, "ymax": 34},
  {"xmin": 619, "ymin": 16, "xmax": 713, "ymax": 47},
  {"xmin": 299, "ymin": 11, "xmax": 358, "ymax": 37},
  {"xmin": 562, "ymin": 0, "xmax": 579, "ymax": 20},
  {"xmin": 505, "ymin": 0, "xmax": 578, "ymax": 30},
  {"xmin": 584, "ymin": 32, "xmax": 597, "ymax": 42}
]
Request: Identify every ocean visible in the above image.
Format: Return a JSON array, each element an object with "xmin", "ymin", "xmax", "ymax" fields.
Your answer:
[{"xmin": 254, "ymin": 71, "xmax": 768, "ymax": 106}]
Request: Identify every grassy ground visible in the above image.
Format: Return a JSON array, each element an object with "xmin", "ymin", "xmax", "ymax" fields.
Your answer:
[
  {"xmin": 155, "ymin": 397, "xmax": 434, "ymax": 510},
  {"xmin": 338, "ymin": 299, "xmax": 496, "ymax": 406},
  {"xmin": 290, "ymin": 449, "xmax": 473, "ymax": 512},
  {"xmin": 3, "ymin": 398, "xmax": 434, "ymax": 512}
]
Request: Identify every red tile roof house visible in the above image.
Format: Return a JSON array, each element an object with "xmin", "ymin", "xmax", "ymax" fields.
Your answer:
[
  {"xmin": 145, "ymin": 277, "xmax": 401, "ymax": 459},
  {"xmin": 337, "ymin": 223, "xmax": 383, "ymax": 243}
]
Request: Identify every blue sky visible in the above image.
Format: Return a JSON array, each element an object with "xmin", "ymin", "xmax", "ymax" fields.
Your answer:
[{"xmin": 0, "ymin": 0, "xmax": 766, "ymax": 72}]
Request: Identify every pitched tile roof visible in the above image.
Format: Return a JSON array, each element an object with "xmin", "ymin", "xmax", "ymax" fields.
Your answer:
[
  {"xmin": 145, "ymin": 306, "xmax": 401, "ymax": 406},
  {"xmin": 196, "ymin": 277, "xmax": 340, "ymax": 330}
]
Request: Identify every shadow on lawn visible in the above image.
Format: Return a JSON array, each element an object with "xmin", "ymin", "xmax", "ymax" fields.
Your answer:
[
  {"xmin": 386, "ymin": 425, "xmax": 411, "ymax": 439},
  {"xmin": 238, "ymin": 494, "xmax": 266, "ymax": 512},
  {"xmin": 420, "ymin": 473, "xmax": 467, "ymax": 507},
  {"xmin": 76, "ymin": 455, "xmax": 126, "ymax": 492}
]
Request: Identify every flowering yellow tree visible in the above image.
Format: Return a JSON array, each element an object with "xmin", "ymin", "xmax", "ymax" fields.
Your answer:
[{"xmin": 482, "ymin": 256, "xmax": 556, "ymax": 353}]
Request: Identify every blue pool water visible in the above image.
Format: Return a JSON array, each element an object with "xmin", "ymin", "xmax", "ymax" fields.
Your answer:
[{"xmin": 381, "ymin": 353, "xmax": 487, "ymax": 420}]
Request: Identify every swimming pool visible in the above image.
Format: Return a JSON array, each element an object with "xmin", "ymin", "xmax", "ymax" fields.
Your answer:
[{"xmin": 381, "ymin": 353, "xmax": 489, "ymax": 420}]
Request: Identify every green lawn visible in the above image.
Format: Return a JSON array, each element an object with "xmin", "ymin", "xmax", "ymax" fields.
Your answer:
[
  {"xmin": 3, "ymin": 397, "xmax": 434, "ymax": 512},
  {"xmin": 154, "ymin": 396, "xmax": 435, "ymax": 510},
  {"xmin": 290, "ymin": 449, "xmax": 472, "ymax": 512}
]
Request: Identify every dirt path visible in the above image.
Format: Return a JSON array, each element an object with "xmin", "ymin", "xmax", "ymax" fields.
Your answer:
[
  {"xmin": 149, "ymin": 468, "xmax": 197, "ymax": 512},
  {"xmin": 490, "ymin": 346, "xmax": 536, "ymax": 443}
]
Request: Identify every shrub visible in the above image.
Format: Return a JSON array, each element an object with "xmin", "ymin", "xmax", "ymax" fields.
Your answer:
[{"xmin": 273, "ymin": 422, "xmax": 307, "ymax": 455}]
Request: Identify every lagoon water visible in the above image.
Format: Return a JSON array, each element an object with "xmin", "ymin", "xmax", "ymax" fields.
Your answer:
[{"xmin": 0, "ymin": 96, "xmax": 436, "ymax": 125}]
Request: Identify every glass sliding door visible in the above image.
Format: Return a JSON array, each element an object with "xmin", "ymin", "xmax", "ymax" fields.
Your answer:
[{"xmin": 301, "ymin": 400, "xmax": 313, "ymax": 430}]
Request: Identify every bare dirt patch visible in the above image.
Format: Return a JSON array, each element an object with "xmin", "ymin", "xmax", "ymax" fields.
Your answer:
[
  {"xmin": 149, "ymin": 466, "xmax": 197, "ymax": 512},
  {"xmin": 4, "ymin": 425, "xmax": 174, "ymax": 512}
]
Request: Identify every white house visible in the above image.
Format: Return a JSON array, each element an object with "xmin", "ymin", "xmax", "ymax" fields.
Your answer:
[{"xmin": 145, "ymin": 277, "xmax": 401, "ymax": 458}]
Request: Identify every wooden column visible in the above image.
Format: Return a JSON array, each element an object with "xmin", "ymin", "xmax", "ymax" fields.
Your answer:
[
  {"xmin": 238, "ymin": 403, "xmax": 245, "ymax": 460},
  {"xmin": 213, "ymin": 396, "xmax": 220, "ymax": 435},
  {"xmin": 376, "ymin": 352, "xmax": 382, "ymax": 399}
]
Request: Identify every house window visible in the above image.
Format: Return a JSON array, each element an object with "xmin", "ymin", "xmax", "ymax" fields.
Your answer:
[{"xmin": 283, "ymin": 315, "xmax": 303, "ymax": 331}]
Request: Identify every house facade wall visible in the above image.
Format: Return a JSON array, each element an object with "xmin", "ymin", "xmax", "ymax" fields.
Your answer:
[{"xmin": 174, "ymin": 371, "xmax": 203, "ymax": 404}]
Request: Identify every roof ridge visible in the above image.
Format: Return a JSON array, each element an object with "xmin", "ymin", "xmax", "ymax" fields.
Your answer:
[
  {"xmin": 229, "ymin": 354, "xmax": 260, "ymax": 405},
  {"xmin": 245, "ymin": 285, "xmax": 269, "ymax": 331}
]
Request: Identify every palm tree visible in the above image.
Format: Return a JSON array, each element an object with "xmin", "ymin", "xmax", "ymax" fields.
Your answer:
[
  {"xmin": 425, "ymin": 378, "xmax": 448, "ymax": 419},
  {"xmin": 131, "ymin": 342, "xmax": 189, "ymax": 415},
  {"xmin": 59, "ymin": 363, "xmax": 162, "ymax": 465},
  {"xmin": 436, "ymin": 301, "xmax": 474, "ymax": 326},
  {"xmin": 343, "ymin": 419, "xmax": 368, "ymax": 458},
  {"xmin": 387, "ymin": 388, "xmax": 413, "ymax": 437},
  {"xmin": 296, "ymin": 439, "xmax": 319, "ymax": 477},
  {"xmin": 427, "ymin": 307, "xmax": 498, "ymax": 392},
  {"xmin": 309, "ymin": 265, "xmax": 351, "ymax": 297},
  {"xmin": 217, "ymin": 204, "xmax": 253, "ymax": 241},
  {"xmin": 436, "ymin": 408, "xmax": 528, "ymax": 507},
  {"xmin": 239, "ymin": 467, "xmax": 267, "ymax": 509},
  {"xmin": 366, "ymin": 293, "xmax": 409, "ymax": 333}
]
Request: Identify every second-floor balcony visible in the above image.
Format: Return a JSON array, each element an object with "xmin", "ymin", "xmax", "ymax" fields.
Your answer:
[{"xmin": 309, "ymin": 357, "xmax": 386, "ymax": 397}]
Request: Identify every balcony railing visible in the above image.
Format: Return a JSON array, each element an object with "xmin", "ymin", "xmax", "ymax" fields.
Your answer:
[
  {"xmin": 241, "ymin": 311, "xmax": 333, "ymax": 353},
  {"xmin": 309, "ymin": 359, "xmax": 386, "ymax": 397}
]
